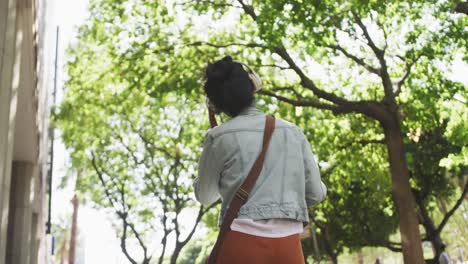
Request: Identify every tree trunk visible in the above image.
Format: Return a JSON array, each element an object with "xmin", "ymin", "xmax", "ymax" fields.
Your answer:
[
  {"xmin": 321, "ymin": 225, "xmax": 338, "ymax": 264},
  {"xmin": 310, "ymin": 225, "xmax": 320, "ymax": 258},
  {"xmin": 358, "ymin": 250, "xmax": 364, "ymax": 264},
  {"xmin": 384, "ymin": 123, "xmax": 425, "ymax": 264},
  {"xmin": 330, "ymin": 254, "xmax": 338, "ymax": 264},
  {"xmin": 455, "ymin": 2, "xmax": 468, "ymax": 15},
  {"xmin": 413, "ymin": 190, "xmax": 445, "ymax": 260},
  {"xmin": 170, "ymin": 243, "xmax": 183, "ymax": 264},
  {"xmin": 158, "ymin": 235, "xmax": 168, "ymax": 264},
  {"xmin": 68, "ymin": 195, "xmax": 79, "ymax": 264},
  {"xmin": 60, "ymin": 241, "xmax": 66, "ymax": 264}
]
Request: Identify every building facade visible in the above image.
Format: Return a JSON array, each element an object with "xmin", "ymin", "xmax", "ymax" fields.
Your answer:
[{"xmin": 0, "ymin": 0, "xmax": 53, "ymax": 263}]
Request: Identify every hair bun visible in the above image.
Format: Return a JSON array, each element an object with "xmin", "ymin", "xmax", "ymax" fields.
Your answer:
[
  {"xmin": 206, "ymin": 56, "xmax": 234, "ymax": 81},
  {"xmin": 222, "ymin": 56, "xmax": 233, "ymax": 62}
]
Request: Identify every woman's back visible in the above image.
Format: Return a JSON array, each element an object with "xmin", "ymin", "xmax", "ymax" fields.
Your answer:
[{"xmin": 195, "ymin": 105, "xmax": 326, "ymax": 226}]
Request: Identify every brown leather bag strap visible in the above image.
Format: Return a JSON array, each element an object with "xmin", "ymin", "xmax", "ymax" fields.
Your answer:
[
  {"xmin": 207, "ymin": 115, "xmax": 276, "ymax": 264},
  {"xmin": 209, "ymin": 109, "xmax": 218, "ymax": 128}
]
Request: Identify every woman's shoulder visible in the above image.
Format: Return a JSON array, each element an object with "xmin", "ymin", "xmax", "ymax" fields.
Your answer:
[
  {"xmin": 274, "ymin": 117, "xmax": 298, "ymax": 129},
  {"xmin": 274, "ymin": 117, "xmax": 305, "ymax": 134},
  {"xmin": 206, "ymin": 115, "xmax": 304, "ymax": 141}
]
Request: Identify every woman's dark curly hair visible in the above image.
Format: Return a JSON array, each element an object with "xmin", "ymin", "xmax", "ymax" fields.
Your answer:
[{"xmin": 204, "ymin": 56, "xmax": 255, "ymax": 117}]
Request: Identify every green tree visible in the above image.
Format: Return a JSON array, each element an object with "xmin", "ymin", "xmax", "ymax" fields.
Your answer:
[
  {"xmin": 54, "ymin": 38, "xmax": 215, "ymax": 262},
  {"xmin": 292, "ymin": 98, "xmax": 467, "ymax": 262},
  {"xmin": 179, "ymin": 1, "xmax": 466, "ymax": 262}
]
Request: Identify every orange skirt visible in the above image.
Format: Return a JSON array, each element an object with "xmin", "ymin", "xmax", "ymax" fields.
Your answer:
[{"xmin": 216, "ymin": 231, "xmax": 305, "ymax": 264}]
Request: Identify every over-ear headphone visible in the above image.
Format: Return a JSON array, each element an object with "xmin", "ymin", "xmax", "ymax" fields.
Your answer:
[{"xmin": 237, "ymin": 62, "xmax": 262, "ymax": 92}]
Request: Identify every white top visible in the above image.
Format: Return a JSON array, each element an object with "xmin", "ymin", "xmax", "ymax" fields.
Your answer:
[{"xmin": 230, "ymin": 218, "xmax": 304, "ymax": 238}]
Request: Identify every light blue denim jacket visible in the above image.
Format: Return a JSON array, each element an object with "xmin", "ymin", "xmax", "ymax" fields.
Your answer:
[{"xmin": 194, "ymin": 105, "xmax": 327, "ymax": 225}]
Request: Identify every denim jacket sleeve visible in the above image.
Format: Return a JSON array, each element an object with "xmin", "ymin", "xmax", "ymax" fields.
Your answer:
[
  {"xmin": 194, "ymin": 134, "xmax": 222, "ymax": 206},
  {"xmin": 301, "ymin": 133, "xmax": 327, "ymax": 206}
]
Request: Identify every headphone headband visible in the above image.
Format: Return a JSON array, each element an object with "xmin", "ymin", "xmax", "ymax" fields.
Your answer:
[{"xmin": 236, "ymin": 61, "xmax": 262, "ymax": 92}]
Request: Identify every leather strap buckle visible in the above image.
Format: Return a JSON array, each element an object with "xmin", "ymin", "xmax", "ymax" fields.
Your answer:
[{"xmin": 235, "ymin": 188, "xmax": 249, "ymax": 202}]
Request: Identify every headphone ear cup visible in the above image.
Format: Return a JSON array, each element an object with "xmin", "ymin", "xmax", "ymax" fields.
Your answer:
[
  {"xmin": 237, "ymin": 62, "xmax": 262, "ymax": 92},
  {"xmin": 248, "ymin": 70, "xmax": 262, "ymax": 92}
]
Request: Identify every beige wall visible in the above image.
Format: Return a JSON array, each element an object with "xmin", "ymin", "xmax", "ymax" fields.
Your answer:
[
  {"xmin": 0, "ymin": 0, "xmax": 22, "ymax": 261},
  {"xmin": 6, "ymin": 162, "xmax": 36, "ymax": 264},
  {"xmin": 0, "ymin": 0, "xmax": 52, "ymax": 263}
]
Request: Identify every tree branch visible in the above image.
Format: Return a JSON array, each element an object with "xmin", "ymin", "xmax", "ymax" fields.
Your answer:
[
  {"xmin": 258, "ymin": 90, "xmax": 350, "ymax": 114},
  {"xmin": 91, "ymin": 154, "xmax": 139, "ymax": 263},
  {"xmin": 371, "ymin": 11, "xmax": 388, "ymax": 52},
  {"xmin": 339, "ymin": 139, "xmax": 385, "ymax": 148},
  {"xmin": 237, "ymin": 0, "xmax": 257, "ymax": 20},
  {"xmin": 435, "ymin": 180, "xmax": 468, "ymax": 234},
  {"xmin": 273, "ymin": 47, "xmax": 353, "ymax": 107},
  {"xmin": 187, "ymin": 41, "xmax": 267, "ymax": 50},
  {"xmin": 90, "ymin": 153, "xmax": 118, "ymax": 209},
  {"xmin": 125, "ymin": 217, "xmax": 149, "ymax": 261},
  {"xmin": 114, "ymin": 132, "xmax": 145, "ymax": 165},
  {"xmin": 378, "ymin": 240, "xmax": 403, "ymax": 252},
  {"xmin": 353, "ymin": 12, "xmax": 395, "ymax": 99},
  {"xmin": 119, "ymin": 214, "xmax": 138, "ymax": 264},
  {"xmin": 138, "ymin": 129, "xmax": 174, "ymax": 158},
  {"xmin": 352, "ymin": 12, "xmax": 384, "ymax": 58},
  {"xmin": 177, "ymin": 0, "xmax": 242, "ymax": 9},
  {"xmin": 92, "ymin": 155, "xmax": 127, "ymax": 207},
  {"xmin": 235, "ymin": 0, "xmax": 390, "ymax": 122},
  {"xmin": 180, "ymin": 205, "xmax": 206, "ymax": 246},
  {"xmin": 177, "ymin": 202, "xmax": 220, "ymax": 248},
  {"xmin": 270, "ymin": 86, "xmax": 304, "ymax": 99},
  {"xmin": 454, "ymin": 2, "xmax": 468, "ymax": 15},
  {"xmin": 170, "ymin": 156, "xmax": 184, "ymax": 249},
  {"xmin": 259, "ymin": 89, "xmax": 389, "ymax": 123},
  {"xmin": 318, "ymin": 224, "xmax": 340, "ymax": 261},
  {"xmin": 92, "ymin": 152, "xmax": 150, "ymax": 263},
  {"xmin": 276, "ymin": 47, "xmax": 391, "ymax": 120},
  {"xmin": 173, "ymin": 205, "xmax": 181, "ymax": 242},
  {"xmin": 253, "ymin": 64, "xmax": 291, "ymax": 70},
  {"xmin": 327, "ymin": 44, "xmax": 381, "ymax": 76},
  {"xmin": 395, "ymin": 54, "xmax": 422, "ymax": 96},
  {"xmin": 121, "ymin": 113, "xmax": 175, "ymax": 159},
  {"xmin": 158, "ymin": 206, "xmax": 172, "ymax": 264}
]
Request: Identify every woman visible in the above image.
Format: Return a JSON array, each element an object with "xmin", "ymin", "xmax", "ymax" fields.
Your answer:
[{"xmin": 194, "ymin": 56, "xmax": 327, "ymax": 263}]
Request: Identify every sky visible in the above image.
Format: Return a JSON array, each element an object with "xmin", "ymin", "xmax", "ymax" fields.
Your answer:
[{"xmin": 47, "ymin": 1, "xmax": 467, "ymax": 263}]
